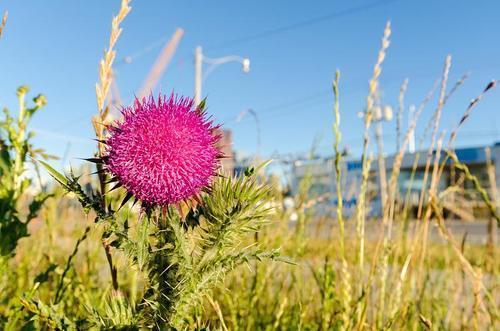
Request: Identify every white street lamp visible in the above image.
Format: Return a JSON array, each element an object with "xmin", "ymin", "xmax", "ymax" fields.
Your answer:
[
  {"xmin": 194, "ymin": 46, "xmax": 250, "ymax": 105},
  {"xmin": 236, "ymin": 108, "xmax": 261, "ymax": 158}
]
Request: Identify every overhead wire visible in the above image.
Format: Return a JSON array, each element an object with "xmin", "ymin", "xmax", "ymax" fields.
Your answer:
[{"xmin": 118, "ymin": 0, "xmax": 398, "ymax": 64}]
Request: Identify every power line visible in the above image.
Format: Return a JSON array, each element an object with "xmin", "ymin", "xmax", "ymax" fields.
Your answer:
[
  {"xmin": 205, "ymin": 0, "xmax": 399, "ymax": 51},
  {"xmin": 221, "ymin": 89, "xmax": 330, "ymax": 123},
  {"xmin": 260, "ymin": 90, "xmax": 330, "ymax": 115},
  {"xmin": 119, "ymin": 0, "xmax": 398, "ymax": 65},
  {"xmin": 110, "ymin": 1, "xmax": 399, "ymax": 123}
]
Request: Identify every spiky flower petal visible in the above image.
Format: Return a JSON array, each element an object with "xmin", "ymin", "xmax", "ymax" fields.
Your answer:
[{"xmin": 104, "ymin": 94, "xmax": 220, "ymax": 206}]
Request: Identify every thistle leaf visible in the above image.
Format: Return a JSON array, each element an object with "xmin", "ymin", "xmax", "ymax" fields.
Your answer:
[
  {"xmin": 81, "ymin": 157, "xmax": 105, "ymax": 164},
  {"xmin": 108, "ymin": 182, "xmax": 123, "ymax": 193},
  {"xmin": 118, "ymin": 191, "xmax": 133, "ymax": 211},
  {"xmin": 37, "ymin": 159, "xmax": 69, "ymax": 187}
]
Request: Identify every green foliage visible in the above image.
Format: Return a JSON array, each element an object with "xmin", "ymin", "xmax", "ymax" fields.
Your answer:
[
  {"xmin": 37, "ymin": 160, "xmax": 112, "ymax": 221},
  {"xmin": 86, "ymin": 293, "xmax": 141, "ymax": 330},
  {"xmin": 126, "ymin": 171, "xmax": 280, "ymax": 329},
  {"xmin": 21, "ymin": 298, "xmax": 77, "ymax": 330},
  {"xmin": 32, "ymin": 161, "xmax": 281, "ymax": 329},
  {"xmin": 1, "ymin": 21, "xmax": 499, "ymax": 329},
  {"xmin": 311, "ymin": 258, "xmax": 342, "ymax": 330},
  {"xmin": 0, "ymin": 86, "xmax": 52, "ymax": 253}
]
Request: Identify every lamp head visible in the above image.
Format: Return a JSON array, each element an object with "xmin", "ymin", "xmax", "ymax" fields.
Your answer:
[
  {"xmin": 383, "ymin": 105, "xmax": 393, "ymax": 121},
  {"xmin": 241, "ymin": 58, "xmax": 250, "ymax": 73}
]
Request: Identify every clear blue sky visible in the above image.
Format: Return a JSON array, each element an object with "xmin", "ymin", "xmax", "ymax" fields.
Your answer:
[{"xmin": 1, "ymin": 0, "xmax": 500, "ymax": 168}]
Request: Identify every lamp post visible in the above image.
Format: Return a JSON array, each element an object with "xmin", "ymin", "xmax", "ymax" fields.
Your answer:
[
  {"xmin": 236, "ymin": 108, "xmax": 261, "ymax": 159},
  {"xmin": 194, "ymin": 46, "xmax": 250, "ymax": 105},
  {"xmin": 408, "ymin": 105, "xmax": 416, "ymax": 154}
]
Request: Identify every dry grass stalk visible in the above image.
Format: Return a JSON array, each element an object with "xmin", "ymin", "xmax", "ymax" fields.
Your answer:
[
  {"xmin": 448, "ymin": 79, "xmax": 498, "ymax": 147},
  {"xmin": 206, "ymin": 296, "xmax": 228, "ymax": 331},
  {"xmin": 273, "ymin": 297, "xmax": 288, "ymax": 329},
  {"xmin": 416, "ymin": 55, "xmax": 451, "ymax": 219},
  {"xmin": 94, "ymin": 0, "xmax": 132, "ymax": 148},
  {"xmin": 415, "ymin": 79, "xmax": 500, "ymax": 319},
  {"xmin": 383, "ymin": 80, "xmax": 423, "ymax": 234},
  {"xmin": 402, "ymin": 73, "xmax": 468, "ymax": 223},
  {"xmin": 430, "ymin": 78, "xmax": 499, "ymax": 223},
  {"xmin": 412, "ymin": 72, "xmax": 468, "ymax": 162},
  {"xmin": 92, "ymin": 0, "xmax": 132, "ymax": 292},
  {"xmin": 415, "ymin": 75, "xmax": 500, "ymax": 324},
  {"xmin": 332, "ymin": 70, "xmax": 344, "ymax": 254},
  {"xmin": 472, "ymin": 268, "xmax": 482, "ymax": 331},
  {"xmin": 411, "ymin": 60, "xmax": 450, "ymax": 286},
  {"xmin": 388, "ymin": 252, "xmax": 412, "ymax": 321},
  {"xmin": 370, "ymin": 77, "xmax": 428, "ymax": 325},
  {"xmin": 400, "ymin": 80, "xmax": 438, "ymax": 216},
  {"xmin": 356, "ymin": 20, "xmax": 391, "ymax": 270},
  {"xmin": 434, "ymin": 79, "xmax": 498, "ymax": 196},
  {"xmin": 447, "ymin": 151, "xmax": 500, "ymax": 224},
  {"xmin": 418, "ymin": 131, "xmax": 446, "ymax": 280},
  {"xmin": 443, "ymin": 71, "xmax": 470, "ymax": 104},
  {"xmin": 330, "ymin": 70, "xmax": 352, "ymax": 329},
  {"xmin": 428, "ymin": 197, "xmax": 498, "ymax": 323},
  {"xmin": 354, "ymin": 22, "xmax": 391, "ymax": 327},
  {"xmin": 373, "ymin": 78, "xmax": 413, "ymax": 328},
  {"xmin": 485, "ymin": 147, "xmax": 498, "ymax": 258},
  {"xmin": 0, "ymin": 11, "xmax": 7, "ymax": 39}
]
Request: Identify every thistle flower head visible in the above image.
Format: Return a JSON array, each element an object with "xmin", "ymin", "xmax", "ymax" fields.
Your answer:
[{"xmin": 104, "ymin": 93, "xmax": 221, "ymax": 206}]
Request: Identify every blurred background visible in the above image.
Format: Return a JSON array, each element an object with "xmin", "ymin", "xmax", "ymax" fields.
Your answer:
[
  {"xmin": 1, "ymin": 2, "xmax": 499, "ymax": 329},
  {"xmin": 1, "ymin": 0, "xmax": 499, "ymax": 169}
]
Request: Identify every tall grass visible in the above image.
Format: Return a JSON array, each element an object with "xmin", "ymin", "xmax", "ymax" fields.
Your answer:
[
  {"xmin": 93, "ymin": 0, "xmax": 132, "ymax": 292},
  {"xmin": 0, "ymin": 86, "xmax": 52, "ymax": 329},
  {"xmin": 0, "ymin": 5, "xmax": 498, "ymax": 330},
  {"xmin": 0, "ymin": 10, "xmax": 7, "ymax": 39}
]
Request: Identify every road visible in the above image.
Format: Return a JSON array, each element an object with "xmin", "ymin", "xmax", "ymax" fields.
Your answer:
[{"xmin": 304, "ymin": 218, "xmax": 498, "ymax": 245}]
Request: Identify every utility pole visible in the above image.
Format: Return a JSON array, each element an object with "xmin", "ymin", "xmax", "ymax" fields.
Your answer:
[
  {"xmin": 376, "ymin": 105, "xmax": 393, "ymax": 214},
  {"xmin": 194, "ymin": 46, "xmax": 203, "ymax": 105},
  {"xmin": 236, "ymin": 108, "xmax": 261, "ymax": 158},
  {"xmin": 408, "ymin": 105, "xmax": 416, "ymax": 154},
  {"xmin": 193, "ymin": 45, "xmax": 250, "ymax": 106}
]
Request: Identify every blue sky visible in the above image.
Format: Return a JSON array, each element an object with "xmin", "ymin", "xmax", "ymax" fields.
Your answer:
[{"xmin": 1, "ymin": 0, "xmax": 500, "ymax": 168}]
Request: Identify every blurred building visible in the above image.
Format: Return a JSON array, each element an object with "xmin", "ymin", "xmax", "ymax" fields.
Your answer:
[
  {"xmin": 292, "ymin": 156, "xmax": 367, "ymax": 217},
  {"xmin": 291, "ymin": 142, "xmax": 500, "ymax": 219}
]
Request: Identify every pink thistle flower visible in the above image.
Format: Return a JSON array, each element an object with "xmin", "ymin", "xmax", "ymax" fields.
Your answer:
[{"xmin": 104, "ymin": 93, "xmax": 221, "ymax": 206}]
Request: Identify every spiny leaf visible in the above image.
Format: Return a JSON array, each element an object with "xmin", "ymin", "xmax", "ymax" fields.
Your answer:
[
  {"xmin": 254, "ymin": 159, "xmax": 273, "ymax": 173},
  {"xmin": 105, "ymin": 176, "xmax": 119, "ymax": 184},
  {"xmin": 108, "ymin": 182, "xmax": 123, "ymax": 193},
  {"xmin": 90, "ymin": 168, "xmax": 107, "ymax": 175},
  {"xmin": 118, "ymin": 191, "xmax": 133, "ymax": 211},
  {"xmin": 81, "ymin": 157, "xmax": 105, "ymax": 164},
  {"xmin": 93, "ymin": 138, "xmax": 109, "ymax": 145},
  {"xmin": 37, "ymin": 159, "xmax": 68, "ymax": 187},
  {"xmin": 131, "ymin": 197, "xmax": 139, "ymax": 208},
  {"xmin": 196, "ymin": 97, "xmax": 208, "ymax": 114}
]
